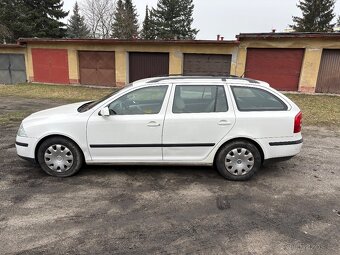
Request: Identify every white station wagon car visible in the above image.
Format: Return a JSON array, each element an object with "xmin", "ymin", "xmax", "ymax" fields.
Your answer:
[{"xmin": 16, "ymin": 76, "xmax": 303, "ymax": 181}]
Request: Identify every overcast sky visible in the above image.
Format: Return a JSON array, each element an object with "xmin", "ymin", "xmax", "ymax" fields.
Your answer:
[{"xmin": 63, "ymin": 0, "xmax": 340, "ymax": 40}]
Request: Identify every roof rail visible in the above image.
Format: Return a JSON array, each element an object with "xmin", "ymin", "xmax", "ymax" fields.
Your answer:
[{"xmin": 146, "ymin": 75, "xmax": 259, "ymax": 84}]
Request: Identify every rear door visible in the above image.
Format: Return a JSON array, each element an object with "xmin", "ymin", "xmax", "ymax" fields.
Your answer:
[{"xmin": 162, "ymin": 83, "xmax": 236, "ymax": 161}]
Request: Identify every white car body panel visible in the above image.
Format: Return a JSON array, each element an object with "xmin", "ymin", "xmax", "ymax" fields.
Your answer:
[
  {"xmin": 86, "ymin": 85, "xmax": 172, "ymax": 162},
  {"xmin": 162, "ymin": 83, "xmax": 236, "ymax": 161},
  {"xmin": 16, "ymin": 76, "xmax": 303, "ymax": 167},
  {"xmin": 17, "ymin": 102, "xmax": 91, "ymax": 160}
]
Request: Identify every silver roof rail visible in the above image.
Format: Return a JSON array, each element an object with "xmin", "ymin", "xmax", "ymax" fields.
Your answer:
[{"xmin": 145, "ymin": 75, "xmax": 259, "ymax": 84}]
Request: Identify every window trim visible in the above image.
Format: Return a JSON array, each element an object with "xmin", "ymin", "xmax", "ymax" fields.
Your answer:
[
  {"xmin": 231, "ymin": 86, "xmax": 288, "ymax": 112},
  {"xmin": 172, "ymin": 85, "xmax": 229, "ymax": 114}
]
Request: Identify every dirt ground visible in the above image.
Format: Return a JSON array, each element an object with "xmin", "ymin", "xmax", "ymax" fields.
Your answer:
[{"xmin": 0, "ymin": 96, "xmax": 339, "ymax": 255}]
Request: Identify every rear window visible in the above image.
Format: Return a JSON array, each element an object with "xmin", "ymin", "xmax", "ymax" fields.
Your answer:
[{"xmin": 231, "ymin": 86, "xmax": 288, "ymax": 111}]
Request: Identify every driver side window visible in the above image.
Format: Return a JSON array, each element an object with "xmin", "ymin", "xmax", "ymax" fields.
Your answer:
[{"xmin": 108, "ymin": 86, "xmax": 168, "ymax": 115}]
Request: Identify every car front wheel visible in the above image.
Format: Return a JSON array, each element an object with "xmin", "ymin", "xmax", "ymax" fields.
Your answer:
[
  {"xmin": 215, "ymin": 140, "xmax": 262, "ymax": 181},
  {"xmin": 37, "ymin": 137, "xmax": 83, "ymax": 177}
]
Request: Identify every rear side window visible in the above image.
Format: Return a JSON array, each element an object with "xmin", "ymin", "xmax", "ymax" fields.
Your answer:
[
  {"xmin": 173, "ymin": 85, "xmax": 228, "ymax": 113},
  {"xmin": 231, "ymin": 86, "xmax": 288, "ymax": 111}
]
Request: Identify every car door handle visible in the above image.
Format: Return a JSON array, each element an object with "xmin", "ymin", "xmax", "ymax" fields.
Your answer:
[
  {"xmin": 218, "ymin": 120, "xmax": 232, "ymax": 126},
  {"xmin": 147, "ymin": 121, "xmax": 161, "ymax": 127}
]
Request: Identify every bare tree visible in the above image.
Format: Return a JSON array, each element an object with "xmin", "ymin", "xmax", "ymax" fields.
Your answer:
[
  {"xmin": 82, "ymin": 0, "xmax": 116, "ymax": 38},
  {"xmin": 0, "ymin": 24, "xmax": 13, "ymax": 44}
]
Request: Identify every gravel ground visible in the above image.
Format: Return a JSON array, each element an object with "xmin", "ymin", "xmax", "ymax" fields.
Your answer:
[{"xmin": 0, "ymin": 96, "xmax": 339, "ymax": 255}]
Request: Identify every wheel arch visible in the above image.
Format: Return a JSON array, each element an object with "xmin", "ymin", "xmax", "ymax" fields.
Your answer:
[
  {"xmin": 214, "ymin": 137, "xmax": 265, "ymax": 165},
  {"xmin": 34, "ymin": 134, "xmax": 85, "ymax": 162}
]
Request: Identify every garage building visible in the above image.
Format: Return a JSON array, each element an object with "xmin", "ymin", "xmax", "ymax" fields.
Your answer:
[
  {"xmin": 17, "ymin": 38, "xmax": 238, "ymax": 87},
  {"xmin": 236, "ymin": 33, "xmax": 340, "ymax": 94}
]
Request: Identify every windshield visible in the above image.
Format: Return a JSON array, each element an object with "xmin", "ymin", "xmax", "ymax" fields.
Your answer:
[{"xmin": 77, "ymin": 85, "xmax": 132, "ymax": 113}]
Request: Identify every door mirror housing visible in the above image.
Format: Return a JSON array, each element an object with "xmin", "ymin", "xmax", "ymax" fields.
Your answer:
[{"xmin": 99, "ymin": 107, "xmax": 110, "ymax": 117}]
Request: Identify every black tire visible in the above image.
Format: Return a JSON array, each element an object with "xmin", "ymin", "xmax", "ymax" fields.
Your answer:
[
  {"xmin": 215, "ymin": 140, "xmax": 262, "ymax": 181},
  {"xmin": 37, "ymin": 137, "xmax": 83, "ymax": 177}
]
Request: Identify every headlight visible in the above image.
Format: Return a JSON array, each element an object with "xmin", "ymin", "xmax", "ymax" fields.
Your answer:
[{"xmin": 17, "ymin": 123, "xmax": 27, "ymax": 137}]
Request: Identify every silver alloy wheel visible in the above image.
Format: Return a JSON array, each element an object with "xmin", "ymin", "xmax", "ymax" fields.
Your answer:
[
  {"xmin": 225, "ymin": 148, "xmax": 254, "ymax": 176},
  {"xmin": 44, "ymin": 144, "xmax": 74, "ymax": 173}
]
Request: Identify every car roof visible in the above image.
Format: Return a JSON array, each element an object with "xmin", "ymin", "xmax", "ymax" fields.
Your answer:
[{"xmin": 131, "ymin": 76, "xmax": 270, "ymax": 88}]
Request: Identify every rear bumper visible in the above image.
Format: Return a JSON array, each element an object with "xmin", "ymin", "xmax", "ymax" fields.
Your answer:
[
  {"xmin": 269, "ymin": 139, "xmax": 303, "ymax": 147},
  {"xmin": 263, "ymin": 156, "xmax": 295, "ymax": 165},
  {"xmin": 256, "ymin": 136, "xmax": 303, "ymax": 160},
  {"xmin": 15, "ymin": 136, "xmax": 37, "ymax": 162}
]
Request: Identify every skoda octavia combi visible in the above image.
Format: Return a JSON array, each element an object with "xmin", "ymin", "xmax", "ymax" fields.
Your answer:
[{"xmin": 16, "ymin": 76, "xmax": 303, "ymax": 181}]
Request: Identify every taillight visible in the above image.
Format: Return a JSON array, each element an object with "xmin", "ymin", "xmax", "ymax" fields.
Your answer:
[{"xmin": 294, "ymin": 111, "xmax": 302, "ymax": 133}]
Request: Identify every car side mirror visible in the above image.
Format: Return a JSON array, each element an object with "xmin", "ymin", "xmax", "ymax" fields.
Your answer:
[{"xmin": 99, "ymin": 107, "xmax": 110, "ymax": 117}]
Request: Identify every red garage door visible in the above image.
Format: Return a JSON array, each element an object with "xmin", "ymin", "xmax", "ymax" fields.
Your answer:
[
  {"xmin": 32, "ymin": 48, "xmax": 69, "ymax": 84},
  {"xmin": 245, "ymin": 48, "xmax": 304, "ymax": 91}
]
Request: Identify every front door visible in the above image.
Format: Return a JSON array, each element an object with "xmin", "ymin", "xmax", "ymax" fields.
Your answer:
[
  {"xmin": 162, "ymin": 84, "xmax": 236, "ymax": 161},
  {"xmin": 87, "ymin": 85, "xmax": 170, "ymax": 162}
]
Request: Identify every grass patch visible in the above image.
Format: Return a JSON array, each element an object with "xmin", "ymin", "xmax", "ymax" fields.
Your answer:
[
  {"xmin": 285, "ymin": 93, "xmax": 340, "ymax": 127},
  {"xmin": 0, "ymin": 112, "xmax": 31, "ymax": 125},
  {"xmin": 0, "ymin": 83, "xmax": 114, "ymax": 102},
  {"xmin": 0, "ymin": 84, "xmax": 339, "ymax": 127}
]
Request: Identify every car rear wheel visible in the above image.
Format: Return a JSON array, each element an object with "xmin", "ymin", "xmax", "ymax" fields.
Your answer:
[
  {"xmin": 215, "ymin": 140, "xmax": 261, "ymax": 181},
  {"xmin": 37, "ymin": 137, "xmax": 83, "ymax": 177}
]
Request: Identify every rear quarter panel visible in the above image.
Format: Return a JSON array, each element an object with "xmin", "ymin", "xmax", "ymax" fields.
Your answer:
[
  {"xmin": 226, "ymin": 84, "xmax": 301, "ymax": 138},
  {"xmin": 204, "ymin": 84, "xmax": 302, "ymax": 162}
]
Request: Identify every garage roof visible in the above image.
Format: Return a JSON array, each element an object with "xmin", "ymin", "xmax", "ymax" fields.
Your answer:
[
  {"xmin": 17, "ymin": 38, "xmax": 239, "ymax": 46},
  {"xmin": 237, "ymin": 32, "xmax": 340, "ymax": 40},
  {"xmin": 0, "ymin": 44, "xmax": 25, "ymax": 48}
]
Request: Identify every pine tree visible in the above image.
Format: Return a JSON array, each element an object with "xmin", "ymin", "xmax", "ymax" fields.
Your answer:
[
  {"xmin": 0, "ymin": 0, "xmax": 68, "ymax": 41},
  {"xmin": 24, "ymin": 0, "xmax": 69, "ymax": 38},
  {"xmin": 151, "ymin": 0, "xmax": 198, "ymax": 40},
  {"xmin": 111, "ymin": 0, "xmax": 126, "ymax": 39},
  {"xmin": 124, "ymin": 0, "xmax": 139, "ymax": 39},
  {"xmin": 0, "ymin": 0, "xmax": 32, "ymax": 42},
  {"xmin": 178, "ymin": 0, "xmax": 199, "ymax": 39},
  {"xmin": 141, "ymin": 6, "xmax": 156, "ymax": 40},
  {"xmin": 111, "ymin": 0, "xmax": 139, "ymax": 39},
  {"xmin": 67, "ymin": 2, "xmax": 90, "ymax": 38},
  {"xmin": 291, "ymin": 0, "xmax": 336, "ymax": 32}
]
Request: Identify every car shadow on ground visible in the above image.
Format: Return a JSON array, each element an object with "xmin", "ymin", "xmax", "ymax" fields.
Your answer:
[{"xmin": 54, "ymin": 160, "xmax": 287, "ymax": 182}]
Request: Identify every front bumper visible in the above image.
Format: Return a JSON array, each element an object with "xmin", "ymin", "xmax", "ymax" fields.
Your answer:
[{"xmin": 15, "ymin": 136, "xmax": 38, "ymax": 161}]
